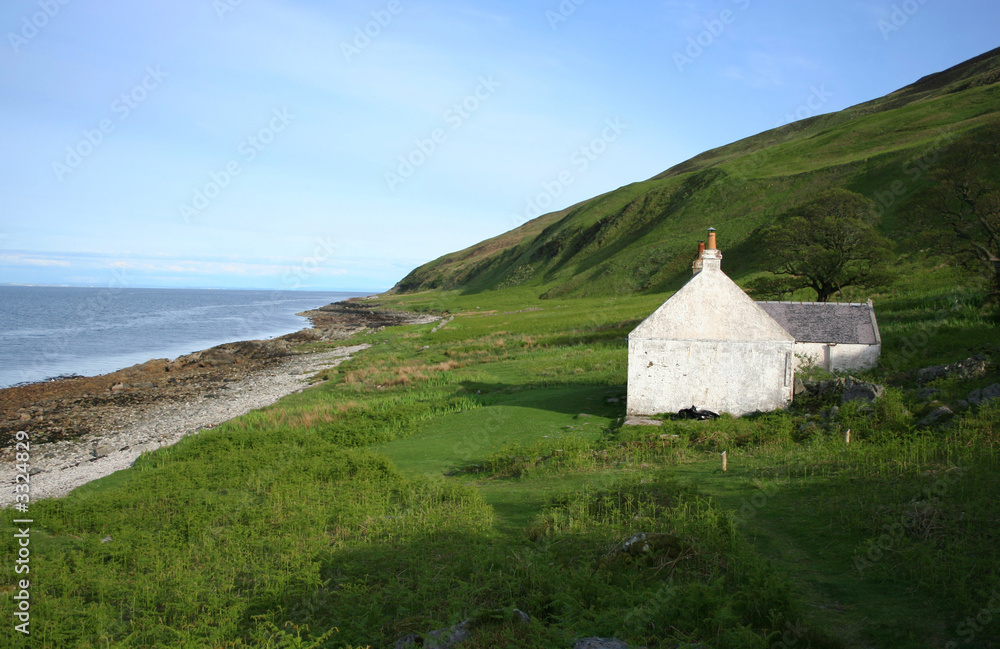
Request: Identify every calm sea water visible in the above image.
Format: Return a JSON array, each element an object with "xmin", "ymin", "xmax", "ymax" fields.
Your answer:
[{"xmin": 0, "ymin": 286, "xmax": 366, "ymax": 388}]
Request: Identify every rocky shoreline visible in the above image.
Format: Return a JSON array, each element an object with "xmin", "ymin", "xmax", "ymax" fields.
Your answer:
[{"xmin": 0, "ymin": 299, "xmax": 438, "ymax": 506}]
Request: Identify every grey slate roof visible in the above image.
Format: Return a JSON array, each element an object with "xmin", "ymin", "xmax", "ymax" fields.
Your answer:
[{"xmin": 756, "ymin": 301, "xmax": 880, "ymax": 345}]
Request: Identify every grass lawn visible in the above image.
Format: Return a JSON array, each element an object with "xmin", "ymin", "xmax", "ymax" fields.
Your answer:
[{"xmin": 375, "ymin": 394, "xmax": 990, "ymax": 648}]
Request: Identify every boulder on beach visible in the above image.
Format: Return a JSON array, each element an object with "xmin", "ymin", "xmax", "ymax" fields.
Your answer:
[{"xmin": 92, "ymin": 443, "xmax": 116, "ymax": 458}]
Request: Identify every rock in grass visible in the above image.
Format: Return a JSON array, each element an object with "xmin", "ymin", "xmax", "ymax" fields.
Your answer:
[
  {"xmin": 394, "ymin": 634, "xmax": 420, "ymax": 648},
  {"xmin": 618, "ymin": 532, "xmax": 684, "ymax": 558},
  {"xmin": 814, "ymin": 377, "xmax": 847, "ymax": 397},
  {"xmin": 394, "ymin": 619, "xmax": 471, "ymax": 649},
  {"xmin": 914, "ymin": 387, "xmax": 942, "ymax": 401},
  {"xmin": 394, "ymin": 609, "xmax": 530, "ymax": 648},
  {"xmin": 918, "ymin": 405, "xmax": 954, "ymax": 428},
  {"xmin": 841, "ymin": 379, "xmax": 884, "ymax": 404},
  {"xmin": 620, "ymin": 532, "xmax": 652, "ymax": 554},
  {"xmin": 917, "ymin": 355, "xmax": 990, "ymax": 385},
  {"xmin": 574, "ymin": 638, "xmax": 632, "ymax": 649},
  {"xmin": 623, "ymin": 416, "xmax": 662, "ymax": 427},
  {"xmin": 968, "ymin": 383, "xmax": 1000, "ymax": 406}
]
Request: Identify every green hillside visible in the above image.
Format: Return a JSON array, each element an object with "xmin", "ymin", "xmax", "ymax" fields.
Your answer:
[{"xmin": 395, "ymin": 46, "xmax": 1000, "ymax": 300}]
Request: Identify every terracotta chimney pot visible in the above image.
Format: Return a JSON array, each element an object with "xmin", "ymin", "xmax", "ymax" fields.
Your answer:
[{"xmin": 707, "ymin": 228, "xmax": 717, "ymax": 250}]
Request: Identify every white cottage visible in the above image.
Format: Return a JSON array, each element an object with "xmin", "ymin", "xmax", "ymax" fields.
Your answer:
[
  {"xmin": 627, "ymin": 231, "xmax": 796, "ymax": 417},
  {"xmin": 626, "ymin": 229, "xmax": 881, "ymax": 417}
]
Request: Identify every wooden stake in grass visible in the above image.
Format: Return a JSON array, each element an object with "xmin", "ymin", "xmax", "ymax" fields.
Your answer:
[
  {"xmin": 721, "ymin": 450, "xmax": 727, "ymax": 472},
  {"xmin": 845, "ymin": 429, "xmax": 851, "ymax": 444}
]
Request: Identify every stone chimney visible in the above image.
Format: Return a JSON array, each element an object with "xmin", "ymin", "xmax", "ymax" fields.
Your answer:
[
  {"xmin": 696, "ymin": 228, "xmax": 722, "ymax": 274},
  {"xmin": 692, "ymin": 241, "xmax": 705, "ymax": 275}
]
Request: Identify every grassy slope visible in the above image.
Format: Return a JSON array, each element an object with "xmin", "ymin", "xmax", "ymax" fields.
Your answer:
[{"xmin": 395, "ymin": 47, "xmax": 1000, "ymax": 300}]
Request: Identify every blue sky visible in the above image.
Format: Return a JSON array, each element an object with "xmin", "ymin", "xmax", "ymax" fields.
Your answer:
[{"xmin": 1, "ymin": 0, "xmax": 997, "ymax": 291}]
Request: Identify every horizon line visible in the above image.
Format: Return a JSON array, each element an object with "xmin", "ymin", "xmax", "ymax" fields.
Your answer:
[{"xmin": 0, "ymin": 283, "xmax": 385, "ymax": 293}]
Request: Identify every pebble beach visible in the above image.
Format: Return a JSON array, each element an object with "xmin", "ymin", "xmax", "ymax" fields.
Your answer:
[{"xmin": 0, "ymin": 300, "xmax": 438, "ymax": 507}]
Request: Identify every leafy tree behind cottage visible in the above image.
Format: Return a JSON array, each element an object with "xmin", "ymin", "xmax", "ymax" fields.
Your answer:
[
  {"xmin": 748, "ymin": 189, "xmax": 894, "ymax": 302},
  {"xmin": 917, "ymin": 120, "xmax": 1000, "ymax": 313}
]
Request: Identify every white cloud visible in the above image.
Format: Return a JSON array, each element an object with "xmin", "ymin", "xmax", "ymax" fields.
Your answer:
[
  {"xmin": 453, "ymin": 6, "xmax": 513, "ymax": 27},
  {"xmin": 0, "ymin": 254, "xmax": 71, "ymax": 267}
]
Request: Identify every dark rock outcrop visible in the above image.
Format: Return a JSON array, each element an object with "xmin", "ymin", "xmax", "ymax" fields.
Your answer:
[
  {"xmin": 841, "ymin": 379, "xmax": 885, "ymax": 404},
  {"xmin": 918, "ymin": 405, "xmax": 954, "ymax": 428},
  {"xmin": 968, "ymin": 383, "xmax": 1000, "ymax": 406},
  {"xmin": 918, "ymin": 355, "xmax": 991, "ymax": 385}
]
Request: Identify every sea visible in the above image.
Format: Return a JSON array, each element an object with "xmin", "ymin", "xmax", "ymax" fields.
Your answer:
[{"xmin": 0, "ymin": 286, "xmax": 368, "ymax": 389}]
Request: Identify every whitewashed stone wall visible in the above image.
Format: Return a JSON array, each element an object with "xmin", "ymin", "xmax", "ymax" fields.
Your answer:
[
  {"xmin": 792, "ymin": 342, "xmax": 881, "ymax": 372},
  {"xmin": 627, "ymin": 338, "xmax": 794, "ymax": 416}
]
